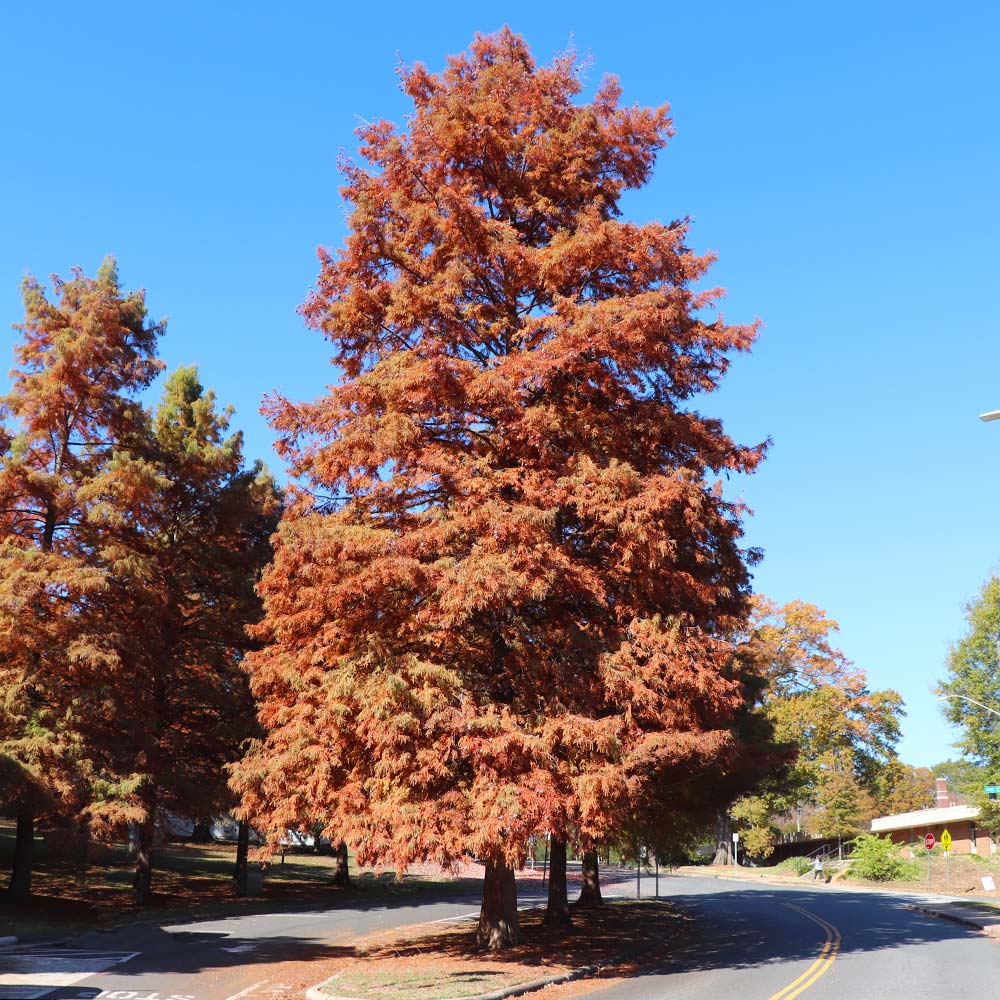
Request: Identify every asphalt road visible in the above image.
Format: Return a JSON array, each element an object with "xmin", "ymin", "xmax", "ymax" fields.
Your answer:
[
  {"xmin": 1, "ymin": 888, "xmax": 508, "ymax": 1000},
  {"xmin": 592, "ymin": 874, "xmax": 1000, "ymax": 1000},
  {"xmin": 5, "ymin": 874, "xmax": 1000, "ymax": 1000}
]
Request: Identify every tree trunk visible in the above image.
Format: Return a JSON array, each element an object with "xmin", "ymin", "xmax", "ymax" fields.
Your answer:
[
  {"xmin": 233, "ymin": 819, "xmax": 250, "ymax": 896},
  {"xmin": 477, "ymin": 859, "xmax": 520, "ymax": 950},
  {"xmin": 133, "ymin": 793, "xmax": 157, "ymax": 904},
  {"xmin": 332, "ymin": 841, "xmax": 351, "ymax": 887},
  {"xmin": 710, "ymin": 809, "xmax": 732, "ymax": 865},
  {"xmin": 6, "ymin": 801, "xmax": 34, "ymax": 903},
  {"xmin": 575, "ymin": 848, "xmax": 603, "ymax": 907},
  {"xmin": 191, "ymin": 819, "xmax": 213, "ymax": 843},
  {"xmin": 544, "ymin": 837, "xmax": 571, "ymax": 926}
]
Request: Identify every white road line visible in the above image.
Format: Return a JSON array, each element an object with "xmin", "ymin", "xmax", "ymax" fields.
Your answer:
[
  {"xmin": 0, "ymin": 948, "xmax": 140, "ymax": 995},
  {"xmin": 422, "ymin": 900, "xmax": 543, "ymax": 927},
  {"xmin": 425, "ymin": 910, "xmax": 480, "ymax": 924},
  {"xmin": 223, "ymin": 979, "xmax": 270, "ymax": 1000}
]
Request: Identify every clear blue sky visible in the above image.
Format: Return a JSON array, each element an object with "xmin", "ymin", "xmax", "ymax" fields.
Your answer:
[{"xmin": 2, "ymin": 1, "xmax": 998, "ymax": 769}]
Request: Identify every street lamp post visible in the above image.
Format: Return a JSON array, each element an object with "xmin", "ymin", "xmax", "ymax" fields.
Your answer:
[
  {"xmin": 938, "ymin": 694, "xmax": 1000, "ymax": 719},
  {"xmin": 981, "ymin": 411, "xmax": 1000, "ymax": 422}
]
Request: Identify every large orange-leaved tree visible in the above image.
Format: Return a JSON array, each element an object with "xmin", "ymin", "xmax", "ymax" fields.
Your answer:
[
  {"xmin": 235, "ymin": 29, "xmax": 766, "ymax": 948},
  {"xmin": 80, "ymin": 367, "xmax": 280, "ymax": 902},
  {"xmin": 0, "ymin": 259, "xmax": 163, "ymax": 901}
]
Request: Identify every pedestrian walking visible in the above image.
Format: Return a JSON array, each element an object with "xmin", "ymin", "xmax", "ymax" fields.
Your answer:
[{"xmin": 812, "ymin": 858, "xmax": 824, "ymax": 881}]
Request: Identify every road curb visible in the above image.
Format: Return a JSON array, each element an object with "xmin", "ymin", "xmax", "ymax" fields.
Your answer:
[
  {"xmin": 677, "ymin": 871, "xmax": 812, "ymax": 890},
  {"xmin": 305, "ymin": 920, "xmax": 668, "ymax": 1000},
  {"xmin": 905, "ymin": 903, "xmax": 1000, "ymax": 938}
]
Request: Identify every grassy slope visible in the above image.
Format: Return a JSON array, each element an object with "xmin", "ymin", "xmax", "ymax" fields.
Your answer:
[{"xmin": 0, "ymin": 821, "xmax": 481, "ymax": 940}]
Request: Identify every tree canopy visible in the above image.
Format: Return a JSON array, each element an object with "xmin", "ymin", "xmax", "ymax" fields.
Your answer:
[
  {"xmin": 0, "ymin": 260, "xmax": 164, "ymax": 900},
  {"xmin": 939, "ymin": 575, "xmax": 1000, "ymax": 830},
  {"xmin": 730, "ymin": 597, "xmax": 904, "ymax": 854},
  {"xmin": 235, "ymin": 28, "xmax": 768, "ymax": 948},
  {"xmin": 0, "ymin": 262, "xmax": 277, "ymax": 902}
]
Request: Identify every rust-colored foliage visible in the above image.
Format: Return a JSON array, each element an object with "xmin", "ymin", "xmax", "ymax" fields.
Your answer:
[
  {"xmin": 78, "ymin": 367, "xmax": 280, "ymax": 900},
  {"xmin": 0, "ymin": 259, "xmax": 163, "ymax": 899},
  {"xmin": 0, "ymin": 263, "xmax": 278, "ymax": 903},
  {"xmin": 235, "ymin": 29, "xmax": 765, "ymax": 947}
]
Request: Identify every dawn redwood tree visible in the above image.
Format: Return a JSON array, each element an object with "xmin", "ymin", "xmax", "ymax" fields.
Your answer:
[
  {"xmin": 236, "ymin": 29, "xmax": 766, "ymax": 949},
  {"xmin": 543, "ymin": 836, "xmax": 569, "ymax": 925},
  {"xmin": 0, "ymin": 259, "xmax": 162, "ymax": 901},
  {"xmin": 576, "ymin": 849, "xmax": 604, "ymax": 908},
  {"xmin": 0, "ymin": 533, "xmax": 104, "ymax": 903},
  {"xmin": 80, "ymin": 367, "xmax": 279, "ymax": 902}
]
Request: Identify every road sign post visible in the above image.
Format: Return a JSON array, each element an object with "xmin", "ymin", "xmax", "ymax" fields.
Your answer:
[
  {"xmin": 925, "ymin": 833, "xmax": 935, "ymax": 885},
  {"xmin": 941, "ymin": 829, "xmax": 952, "ymax": 884}
]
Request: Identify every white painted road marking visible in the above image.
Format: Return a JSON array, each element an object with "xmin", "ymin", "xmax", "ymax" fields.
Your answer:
[
  {"xmin": 0, "ymin": 989, "xmax": 196, "ymax": 999},
  {"xmin": 0, "ymin": 947, "xmax": 139, "ymax": 998},
  {"xmin": 222, "ymin": 980, "xmax": 270, "ymax": 1000},
  {"xmin": 221, "ymin": 981, "xmax": 299, "ymax": 1000},
  {"xmin": 425, "ymin": 910, "xmax": 480, "ymax": 924},
  {"xmin": 92, "ymin": 993, "xmax": 196, "ymax": 1000},
  {"xmin": 90, "ymin": 992, "xmax": 197, "ymax": 1000}
]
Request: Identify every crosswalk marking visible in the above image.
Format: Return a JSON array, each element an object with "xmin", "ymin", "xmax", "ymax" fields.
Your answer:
[{"xmin": 0, "ymin": 947, "xmax": 140, "ymax": 998}]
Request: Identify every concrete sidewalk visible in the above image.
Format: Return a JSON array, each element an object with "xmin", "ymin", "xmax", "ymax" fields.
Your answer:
[{"xmin": 906, "ymin": 899, "xmax": 1000, "ymax": 938}]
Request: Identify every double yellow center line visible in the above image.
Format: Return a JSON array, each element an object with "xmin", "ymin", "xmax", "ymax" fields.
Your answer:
[{"xmin": 767, "ymin": 902, "xmax": 841, "ymax": 1000}]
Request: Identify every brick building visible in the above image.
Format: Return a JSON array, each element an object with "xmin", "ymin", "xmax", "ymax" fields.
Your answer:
[{"xmin": 869, "ymin": 777, "xmax": 994, "ymax": 856}]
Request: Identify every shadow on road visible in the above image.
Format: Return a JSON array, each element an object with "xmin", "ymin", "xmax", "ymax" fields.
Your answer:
[
  {"xmin": 15, "ymin": 876, "xmax": 993, "ymax": 998},
  {"xmin": 593, "ymin": 878, "xmax": 989, "ymax": 981}
]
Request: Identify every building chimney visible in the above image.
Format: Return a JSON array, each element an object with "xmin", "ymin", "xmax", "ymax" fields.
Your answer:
[{"xmin": 935, "ymin": 777, "xmax": 951, "ymax": 808}]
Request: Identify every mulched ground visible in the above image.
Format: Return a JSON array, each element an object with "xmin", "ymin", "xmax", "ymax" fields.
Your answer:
[{"xmin": 219, "ymin": 900, "xmax": 689, "ymax": 1000}]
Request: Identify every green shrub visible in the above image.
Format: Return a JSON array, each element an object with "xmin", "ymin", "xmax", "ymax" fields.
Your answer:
[
  {"xmin": 907, "ymin": 841, "xmax": 944, "ymax": 857},
  {"xmin": 849, "ymin": 834, "xmax": 919, "ymax": 882},
  {"xmin": 776, "ymin": 856, "xmax": 812, "ymax": 875}
]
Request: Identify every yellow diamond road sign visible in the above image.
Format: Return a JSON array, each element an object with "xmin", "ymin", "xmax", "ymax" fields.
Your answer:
[{"xmin": 941, "ymin": 828, "xmax": 952, "ymax": 851}]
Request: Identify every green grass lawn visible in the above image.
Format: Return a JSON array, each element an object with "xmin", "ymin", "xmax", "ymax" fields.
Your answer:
[{"xmin": 0, "ymin": 820, "xmax": 482, "ymax": 940}]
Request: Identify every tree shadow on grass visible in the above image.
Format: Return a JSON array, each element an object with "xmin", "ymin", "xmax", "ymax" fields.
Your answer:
[{"xmin": 0, "ymin": 871, "xmax": 491, "ymax": 943}]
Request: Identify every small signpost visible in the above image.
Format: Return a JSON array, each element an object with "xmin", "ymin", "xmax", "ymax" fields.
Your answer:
[
  {"xmin": 941, "ymin": 829, "xmax": 952, "ymax": 885},
  {"xmin": 732, "ymin": 831, "xmax": 740, "ymax": 868},
  {"xmin": 925, "ymin": 833, "xmax": 935, "ymax": 886}
]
